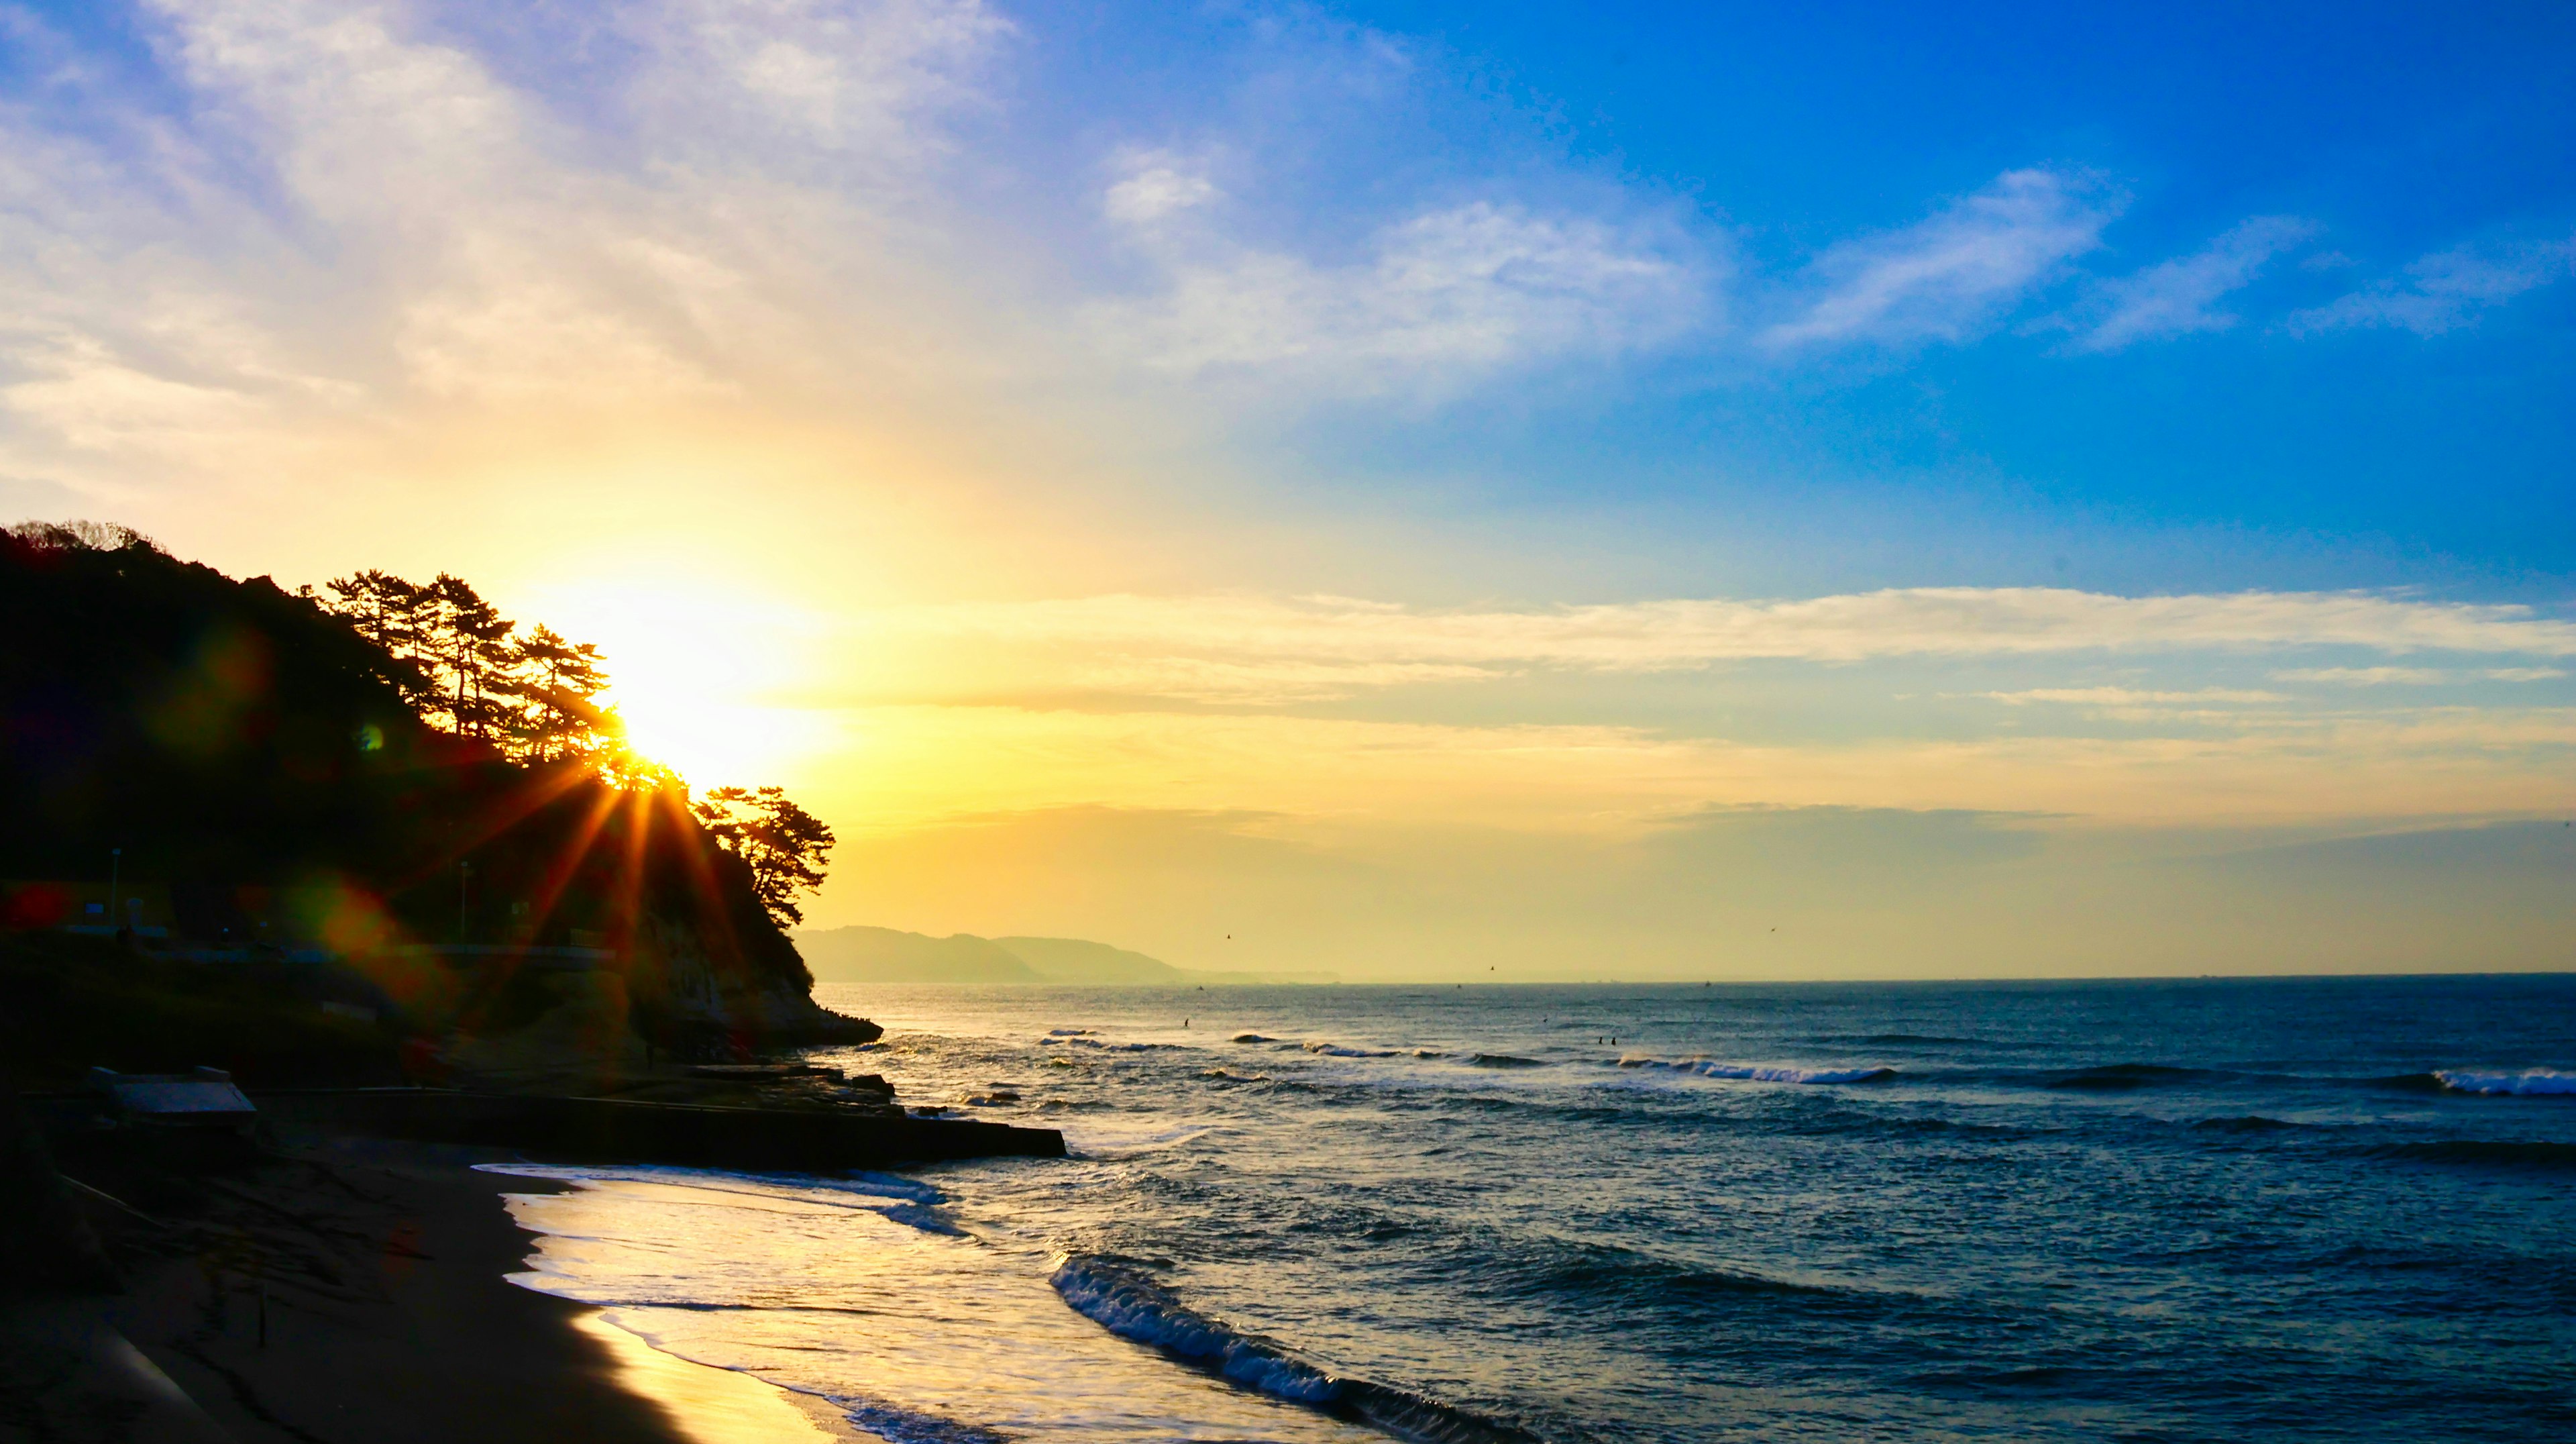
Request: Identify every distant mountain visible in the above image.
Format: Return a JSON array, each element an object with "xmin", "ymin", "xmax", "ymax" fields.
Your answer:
[
  {"xmin": 794, "ymin": 926, "xmax": 1332, "ymax": 986},
  {"xmin": 992, "ymin": 936, "xmax": 1185, "ymax": 984},
  {"xmin": 794, "ymin": 927, "xmax": 1042, "ymax": 984}
]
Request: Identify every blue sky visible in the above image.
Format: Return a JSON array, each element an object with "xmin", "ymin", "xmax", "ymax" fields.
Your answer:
[
  {"xmin": 2, "ymin": 1, "xmax": 2569, "ymax": 974},
  {"xmin": 1141, "ymin": 1, "xmax": 2576, "ymax": 595}
]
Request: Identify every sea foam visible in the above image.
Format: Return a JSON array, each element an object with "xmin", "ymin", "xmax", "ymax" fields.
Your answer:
[
  {"xmin": 1619, "ymin": 1055, "xmax": 1895, "ymax": 1084},
  {"xmin": 1050, "ymin": 1258, "xmax": 1341, "ymax": 1402},
  {"xmin": 1049, "ymin": 1258, "xmax": 1548, "ymax": 1443},
  {"xmin": 2434, "ymin": 1068, "xmax": 2576, "ymax": 1096}
]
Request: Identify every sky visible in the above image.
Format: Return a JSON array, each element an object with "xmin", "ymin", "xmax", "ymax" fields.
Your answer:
[{"xmin": 3, "ymin": 0, "xmax": 2571, "ymax": 979}]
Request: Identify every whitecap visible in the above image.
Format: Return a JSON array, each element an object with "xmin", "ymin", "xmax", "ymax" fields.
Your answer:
[
  {"xmin": 1618, "ymin": 1055, "xmax": 1896, "ymax": 1085},
  {"xmin": 2435, "ymin": 1068, "xmax": 2576, "ymax": 1096},
  {"xmin": 1050, "ymin": 1257, "xmax": 1342, "ymax": 1403}
]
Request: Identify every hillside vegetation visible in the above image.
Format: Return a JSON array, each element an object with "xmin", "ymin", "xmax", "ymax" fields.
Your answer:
[{"xmin": 0, "ymin": 522, "xmax": 867, "ymax": 1082}]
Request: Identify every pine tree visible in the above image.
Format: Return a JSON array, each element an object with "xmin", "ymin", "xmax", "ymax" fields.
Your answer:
[
  {"xmin": 506, "ymin": 625, "xmax": 613, "ymax": 762},
  {"xmin": 691, "ymin": 786, "xmax": 836, "ymax": 927}
]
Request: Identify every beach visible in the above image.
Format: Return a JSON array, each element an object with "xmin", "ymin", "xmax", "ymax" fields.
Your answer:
[{"xmin": 7, "ymin": 1131, "xmax": 859, "ymax": 1444}]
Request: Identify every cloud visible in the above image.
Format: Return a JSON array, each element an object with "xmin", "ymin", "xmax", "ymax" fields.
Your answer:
[
  {"xmin": 1979, "ymin": 684, "xmax": 2293, "ymax": 725},
  {"xmin": 633, "ymin": 0, "xmax": 1008, "ymax": 164},
  {"xmin": 1763, "ymin": 168, "xmax": 2117, "ymax": 349},
  {"xmin": 1091, "ymin": 200, "xmax": 1705, "ymax": 390},
  {"xmin": 818, "ymin": 802, "xmax": 2576, "ymax": 981},
  {"xmin": 1102, "ymin": 152, "xmax": 1222, "ymax": 227},
  {"xmin": 2275, "ymin": 665, "xmax": 2569, "ymax": 686},
  {"xmin": 2288, "ymin": 234, "xmax": 2576, "ymax": 336},
  {"xmin": 857, "ymin": 586, "xmax": 2576, "ymax": 704},
  {"xmin": 1984, "ymin": 686, "xmax": 2287, "ymax": 706},
  {"xmin": 2069, "ymin": 215, "xmax": 2314, "ymax": 352},
  {"xmin": 806, "ymin": 697, "xmax": 2576, "ymax": 837},
  {"xmin": 0, "ymin": 0, "xmax": 1017, "ymax": 480}
]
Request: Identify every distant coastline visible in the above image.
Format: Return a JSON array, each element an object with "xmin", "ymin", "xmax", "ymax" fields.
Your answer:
[{"xmin": 794, "ymin": 925, "xmax": 1334, "ymax": 986}]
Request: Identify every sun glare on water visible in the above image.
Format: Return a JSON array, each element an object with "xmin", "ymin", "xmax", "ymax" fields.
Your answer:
[{"xmin": 520, "ymin": 576, "xmax": 831, "ymax": 791}]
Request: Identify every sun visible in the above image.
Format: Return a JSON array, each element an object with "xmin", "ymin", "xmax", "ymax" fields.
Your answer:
[{"xmin": 516, "ymin": 575, "xmax": 830, "ymax": 792}]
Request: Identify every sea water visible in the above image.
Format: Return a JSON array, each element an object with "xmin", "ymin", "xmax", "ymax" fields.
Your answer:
[{"xmin": 494, "ymin": 976, "xmax": 2576, "ymax": 1442}]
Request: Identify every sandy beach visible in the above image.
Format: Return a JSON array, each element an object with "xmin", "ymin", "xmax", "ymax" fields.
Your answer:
[{"xmin": 7, "ymin": 1131, "xmax": 861, "ymax": 1444}]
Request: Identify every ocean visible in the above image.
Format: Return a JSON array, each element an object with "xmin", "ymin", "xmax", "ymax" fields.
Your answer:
[{"xmin": 493, "ymin": 976, "xmax": 2576, "ymax": 1442}]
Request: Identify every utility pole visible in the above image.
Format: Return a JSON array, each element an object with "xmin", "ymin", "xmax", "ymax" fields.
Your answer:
[{"xmin": 107, "ymin": 847, "xmax": 121, "ymax": 932}]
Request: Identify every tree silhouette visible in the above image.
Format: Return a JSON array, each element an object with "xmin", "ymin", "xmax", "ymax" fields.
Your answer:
[
  {"xmin": 314, "ymin": 564, "xmax": 835, "ymax": 919},
  {"xmin": 505, "ymin": 624, "xmax": 611, "ymax": 762},
  {"xmin": 319, "ymin": 570, "xmax": 435, "ymax": 705},
  {"xmin": 691, "ymin": 786, "xmax": 836, "ymax": 927}
]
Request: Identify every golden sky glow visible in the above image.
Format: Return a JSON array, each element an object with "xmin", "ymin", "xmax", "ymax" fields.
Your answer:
[{"xmin": 5, "ymin": 0, "xmax": 2570, "ymax": 978}]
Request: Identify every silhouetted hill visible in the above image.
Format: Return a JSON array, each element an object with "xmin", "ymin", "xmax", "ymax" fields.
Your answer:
[
  {"xmin": 796, "ymin": 927, "xmax": 1042, "ymax": 984},
  {"xmin": 992, "ymin": 936, "xmax": 1187, "ymax": 984},
  {"xmin": 796, "ymin": 925, "xmax": 1334, "ymax": 986},
  {"xmin": 0, "ymin": 524, "xmax": 864, "ymax": 1080}
]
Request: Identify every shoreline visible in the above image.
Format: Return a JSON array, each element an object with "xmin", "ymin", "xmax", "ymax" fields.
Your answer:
[{"xmin": 38, "ymin": 1131, "xmax": 863, "ymax": 1443}]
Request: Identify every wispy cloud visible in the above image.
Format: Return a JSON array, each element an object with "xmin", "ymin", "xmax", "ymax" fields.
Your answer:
[
  {"xmin": 2275, "ymin": 665, "xmax": 2569, "ymax": 686},
  {"xmin": 2068, "ymin": 215, "xmax": 2314, "ymax": 352},
  {"xmin": 1985, "ymin": 686, "xmax": 2287, "ymax": 706},
  {"xmin": 0, "ymin": 0, "xmax": 1016, "ymax": 481},
  {"xmin": 1763, "ymin": 169, "xmax": 2118, "ymax": 349},
  {"xmin": 855, "ymin": 587, "xmax": 2576, "ymax": 703},
  {"xmin": 2288, "ymin": 234, "xmax": 2576, "ymax": 336},
  {"xmin": 1091, "ymin": 199, "xmax": 1706, "ymax": 390},
  {"xmin": 816, "ymin": 698, "xmax": 2576, "ymax": 831},
  {"xmin": 1101, "ymin": 150, "xmax": 1222, "ymax": 227}
]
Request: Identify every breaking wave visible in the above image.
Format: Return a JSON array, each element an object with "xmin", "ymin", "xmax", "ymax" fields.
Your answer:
[
  {"xmin": 1305, "ymin": 1041, "xmax": 1403, "ymax": 1058},
  {"xmin": 2433, "ymin": 1069, "xmax": 2576, "ymax": 1097},
  {"xmin": 476, "ymin": 1162, "xmax": 958, "ymax": 1233},
  {"xmin": 1619, "ymin": 1055, "xmax": 1895, "ymax": 1085},
  {"xmin": 1050, "ymin": 1258, "xmax": 1546, "ymax": 1443},
  {"xmin": 1050, "ymin": 1257, "xmax": 1338, "ymax": 1402}
]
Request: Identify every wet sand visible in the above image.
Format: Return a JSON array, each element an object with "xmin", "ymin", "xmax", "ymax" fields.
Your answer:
[{"xmin": 27, "ymin": 1135, "xmax": 859, "ymax": 1444}]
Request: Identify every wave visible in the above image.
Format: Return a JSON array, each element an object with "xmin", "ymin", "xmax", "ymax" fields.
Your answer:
[
  {"xmin": 2369, "ymin": 1140, "xmax": 2576, "ymax": 1171},
  {"xmin": 2194, "ymin": 1115, "xmax": 2306, "ymax": 1133},
  {"xmin": 1619, "ymin": 1055, "xmax": 1894, "ymax": 1085},
  {"xmin": 1050, "ymin": 1257, "xmax": 1545, "ymax": 1443},
  {"xmin": 475, "ymin": 1163, "xmax": 962, "ymax": 1234},
  {"xmin": 1305, "ymin": 1041, "xmax": 1403, "ymax": 1058},
  {"xmin": 1056, "ymin": 1122, "xmax": 1218, "ymax": 1157},
  {"xmin": 2044, "ymin": 1063, "xmax": 2214, "ymax": 1091},
  {"xmin": 2434, "ymin": 1068, "xmax": 2576, "ymax": 1097},
  {"xmin": 1814, "ymin": 1033, "xmax": 1974, "ymax": 1045},
  {"xmin": 822, "ymin": 1394, "xmax": 1013, "ymax": 1444},
  {"xmin": 1230, "ymin": 1033, "xmax": 1275, "ymax": 1043},
  {"xmin": 1781, "ymin": 1113, "xmax": 2046, "ymax": 1141},
  {"xmin": 478, "ymin": 1162, "xmax": 944, "ymax": 1206},
  {"xmin": 1468, "ymin": 1054, "xmax": 1548, "ymax": 1069},
  {"xmin": 1046, "ymin": 1036, "xmax": 1181, "ymax": 1052},
  {"xmin": 1051, "ymin": 1258, "xmax": 1339, "ymax": 1401}
]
